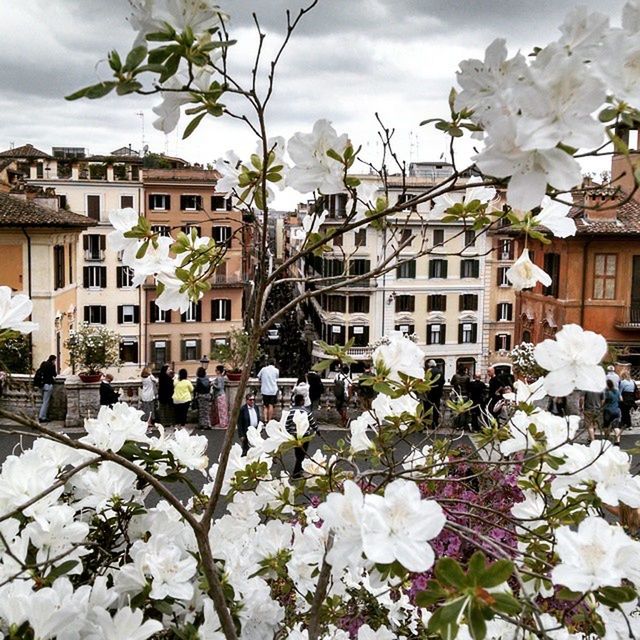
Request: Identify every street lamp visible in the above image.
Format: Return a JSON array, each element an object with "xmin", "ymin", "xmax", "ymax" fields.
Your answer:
[
  {"xmin": 200, "ymin": 354, "xmax": 210, "ymax": 370},
  {"xmin": 68, "ymin": 334, "xmax": 79, "ymax": 374}
]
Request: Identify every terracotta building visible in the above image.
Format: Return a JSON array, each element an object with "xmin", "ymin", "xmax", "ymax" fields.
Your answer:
[{"xmin": 143, "ymin": 168, "xmax": 246, "ymax": 370}]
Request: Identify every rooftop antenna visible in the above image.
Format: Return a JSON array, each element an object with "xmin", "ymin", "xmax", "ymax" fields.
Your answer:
[{"xmin": 136, "ymin": 111, "xmax": 146, "ymax": 151}]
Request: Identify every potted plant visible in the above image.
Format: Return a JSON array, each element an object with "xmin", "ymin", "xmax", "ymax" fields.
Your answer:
[
  {"xmin": 65, "ymin": 324, "xmax": 122, "ymax": 382},
  {"xmin": 210, "ymin": 327, "xmax": 262, "ymax": 381}
]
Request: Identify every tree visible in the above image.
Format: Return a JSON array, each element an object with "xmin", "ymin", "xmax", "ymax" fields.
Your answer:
[{"xmin": 0, "ymin": 2, "xmax": 639, "ymax": 639}]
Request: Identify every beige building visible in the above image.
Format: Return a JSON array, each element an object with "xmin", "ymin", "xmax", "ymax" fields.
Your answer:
[
  {"xmin": 301, "ymin": 162, "xmax": 500, "ymax": 379},
  {"xmin": 143, "ymin": 168, "xmax": 246, "ymax": 371},
  {"xmin": 0, "ymin": 189, "xmax": 94, "ymax": 369}
]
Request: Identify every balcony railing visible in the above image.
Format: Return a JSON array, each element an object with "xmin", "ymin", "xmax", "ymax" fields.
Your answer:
[
  {"xmin": 210, "ymin": 273, "xmax": 246, "ymax": 286},
  {"xmin": 615, "ymin": 306, "xmax": 640, "ymax": 329}
]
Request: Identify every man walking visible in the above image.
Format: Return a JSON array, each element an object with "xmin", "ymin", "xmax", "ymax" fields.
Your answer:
[
  {"xmin": 257, "ymin": 359, "xmax": 279, "ymax": 422},
  {"xmin": 468, "ymin": 373, "xmax": 487, "ymax": 432},
  {"xmin": 36, "ymin": 355, "xmax": 57, "ymax": 423},
  {"xmin": 425, "ymin": 359, "xmax": 444, "ymax": 428},
  {"xmin": 237, "ymin": 394, "xmax": 261, "ymax": 456}
]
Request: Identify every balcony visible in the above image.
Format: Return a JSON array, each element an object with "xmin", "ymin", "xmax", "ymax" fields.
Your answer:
[
  {"xmin": 210, "ymin": 273, "xmax": 246, "ymax": 287},
  {"xmin": 615, "ymin": 306, "xmax": 640, "ymax": 329},
  {"xmin": 312, "ymin": 340, "xmax": 373, "ymax": 360}
]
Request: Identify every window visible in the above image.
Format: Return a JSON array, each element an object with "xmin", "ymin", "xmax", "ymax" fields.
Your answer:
[
  {"xmin": 543, "ymin": 253, "xmax": 560, "ymax": 297},
  {"xmin": 495, "ymin": 334, "xmax": 512, "ymax": 351},
  {"xmin": 324, "ymin": 193, "xmax": 348, "ymax": 217},
  {"xmin": 350, "ymin": 258, "xmax": 371, "ymax": 276},
  {"xmin": 36, "ymin": 163, "xmax": 44, "ymax": 179},
  {"xmin": 117, "ymin": 305, "xmax": 140, "ymax": 324},
  {"xmin": 84, "ymin": 305, "xmax": 106, "ymax": 324},
  {"xmin": 460, "ymin": 259, "xmax": 480, "ymax": 278},
  {"xmin": 83, "ymin": 266, "xmax": 107, "ymax": 289},
  {"xmin": 151, "ymin": 340, "xmax": 170, "ymax": 365},
  {"xmin": 116, "ymin": 266, "xmax": 134, "ymax": 288},
  {"xmin": 348, "ymin": 296, "xmax": 370, "ymax": 314},
  {"xmin": 67, "ymin": 243, "xmax": 74, "ymax": 284},
  {"xmin": 181, "ymin": 339, "xmax": 201, "ymax": 361},
  {"xmin": 464, "ymin": 230, "xmax": 476, "ymax": 247},
  {"xmin": 182, "ymin": 301, "xmax": 202, "ymax": 322},
  {"xmin": 181, "ymin": 225, "xmax": 202, "ymax": 237},
  {"xmin": 497, "ymin": 302, "xmax": 513, "ymax": 321},
  {"xmin": 327, "ymin": 324, "xmax": 345, "ymax": 345},
  {"xmin": 433, "ymin": 229, "xmax": 444, "ymax": 246},
  {"xmin": 149, "ymin": 301, "xmax": 171, "ymax": 323},
  {"xmin": 87, "ymin": 195, "xmax": 100, "ymax": 221},
  {"xmin": 119, "ymin": 339, "xmax": 139, "ymax": 363},
  {"xmin": 395, "ymin": 295, "xmax": 415, "ymax": 313},
  {"xmin": 427, "ymin": 323, "xmax": 446, "ymax": 345},
  {"xmin": 151, "ymin": 225, "xmax": 171, "ymax": 237},
  {"xmin": 211, "ymin": 195, "xmax": 232, "ymax": 211},
  {"xmin": 428, "ymin": 294, "xmax": 447, "ymax": 312},
  {"xmin": 497, "ymin": 266, "xmax": 510, "ymax": 287},
  {"xmin": 397, "ymin": 192, "xmax": 417, "ymax": 212},
  {"xmin": 354, "ymin": 229, "xmax": 367, "ymax": 247},
  {"xmin": 180, "ymin": 194, "xmax": 202, "ymax": 211},
  {"xmin": 399, "ymin": 228, "xmax": 413, "ymax": 244},
  {"xmin": 120, "ymin": 195, "xmax": 134, "ymax": 209},
  {"xmin": 212, "ymin": 226, "xmax": 232, "ymax": 248},
  {"xmin": 211, "ymin": 298, "xmax": 232, "ymax": 321},
  {"xmin": 395, "ymin": 323, "xmax": 415, "ymax": 336},
  {"xmin": 593, "ymin": 254, "xmax": 617, "ymax": 300},
  {"xmin": 396, "ymin": 260, "xmax": 416, "ymax": 279},
  {"xmin": 324, "ymin": 295, "xmax": 346, "ymax": 312},
  {"xmin": 458, "ymin": 322, "xmax": 478, "ymax": 344},
  {"xmin": 322, "ymin": 259, "xmax": 344, "ymax": 278},
  {"xmin": 58, "ymin": 194, "xmax": 67, "ymax": 209},
  {"xmin": 459, "ymin": 294, "xmax": 478, "ymax": 311},
  {"xmin": 332, "ymin": 232, "xmax": 343, "ymax": 248},
  {"xmin": 348, "ymin": 325, "xmax": 370, "ymax": 346},
  {"xmin": 83, "ymin": 234, "xmax": 105, "ymax": 261},
  {"xmin": 429, "ymin": 259, "xmax": 448, "ymax": 279},
  {"xmin": 498, "ymin": 239, "xmax": 514, "ymax": 260},
  {"xmin": 54, "ymin": 245, "xmax": 65, "ymax": 290},
  {"xmin": 149, "ymin": 194, "xmax": 170, "ymax": 210}
]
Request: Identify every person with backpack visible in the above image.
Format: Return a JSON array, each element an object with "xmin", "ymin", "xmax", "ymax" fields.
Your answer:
[
  {"xmin": 35, "ymin": 355, "xmax": 57, "ymax": 423},
  {"xmin": 306, "ymin": 370, "xmax": 325, "ymax": 412},
  {"xmin": 333, "ymin": 365, "xmax": 351, "ymax": 427},
  {"xmin": 619, "ymin": 371, "xmax": 637, "ymax": 432}
]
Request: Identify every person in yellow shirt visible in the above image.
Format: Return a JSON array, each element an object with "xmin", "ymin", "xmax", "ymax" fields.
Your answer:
[{"xmin": 173, "ymin": 368, "xmax": 194, "ymax": 427}]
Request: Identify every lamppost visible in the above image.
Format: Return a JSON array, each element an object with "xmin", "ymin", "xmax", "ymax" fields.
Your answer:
[
  {"xmin": 199, "ymin": 355, "xmax": 210, "ymax": 370},
  {"xmin": 68, "ymin": 334, "xmax": 79, "ymax": 374}
]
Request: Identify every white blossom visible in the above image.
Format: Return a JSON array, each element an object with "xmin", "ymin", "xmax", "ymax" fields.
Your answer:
[
  {"xmin": 86, "ymin": 606, "xmax": 163, "ymax": 640},
  {"xmin": 532, "ymin": 197, "xmax": 577, "ymax": 239},
  {"xmin": 0, "ymin": 286, "xmax": 38, "ymax": 334},
  {"xmin": 107, "ymin": 208, "xmax": 140, "ymax": 265},
  {"xmin": 372, "ymin": 330, "xmax": 425, "ymax": 381},
  {"xmin": 506, "ymin": 248, "xmax": 552, "ymax": 290},
  {"xmin": 349, "ymin": 414, "xmax": 376, "ymax": 453}
]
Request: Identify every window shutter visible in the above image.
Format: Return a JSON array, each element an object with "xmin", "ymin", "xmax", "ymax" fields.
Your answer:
[
  {"xmin": 473, "ymin": 261, "xmax": 479, "ymax": 278},
  {"xmin": 196, "ymin": 302, "xmax": 202, "ymax": 322},
  {"xmin": 116, "ymin": 267, "xmax": 123, "ymax": 288},
  {"xmin": 507, "ymin": 304, "xmax": 513, "ymax": 321},
  {"xmin": 166, "ymin": 195, "xmax": 171, "ymax": 209},
  {"xmin": 442, "ymin": 261, "xmax": 448, "ymax": 278},
  {"xmin": 148, "ymin": 194, "xmax": 154, "ymax": 209},
  {"xmin": 471, "ymin": 295, "xmax": 478, "ymax": 311},
  {"xmin": 133, "ymin": 306, "xmax": 140, "ymax": 323},
  {"xmin": 211, "ymin": 300, "xmax": 216, "ymax": 321},
  {"xmin": 117, "ymin": 306, "xmax": 123, "ymax": 324},
  {"xmin": 100, "ymin": 307, "xmax": 106, "ymax": 324},
  {"xmin": 166, "ymin": 310, "xmax": 172, "ymax": 323},
  {"xmin": 83, "ymin": 267, "xmax": 89, "ymax": 288},
  {"xmin": 100, "ymin": 266, "xmax": 107, "ymax": 287},
  {"xmin": 195, "ymin": 339, "xmax": 202, "ymax": 360},
  {"xmin": 506, "ymin": 335, "xmax": 511, "ymax": 350},
  {"xmin": 99, "ymin": 235, "xmax": 106, "ymax": 250},
  {"xmin": 471, "ymin": 324, "xmax": 477, "ymax": 343},
  {"xmin": 497, "ymin": 269, "xmax": 503, "ymax": 286},
  {"xmin": 83, "ymin": 235, "xmax": 89, "ymax": 250},
  {"xmin": 149, "ymin": 301, "xmax": 156, "ymax": 323},
  {"xmin": 226, "ymin": 197, "xmax": 232, "ymax": 211},
  {"xmin": 426, "ymin": 326, "xmax": 433, "ymax": 345},
  {"xmin": 458, "ymin": 324, "xmax": 463, "ymax": 343},
  {"xmin": 165, "ymin": 340, "xmax": 171, "ymax": 362},
  {"xmin": 459, "ymin": 295, "xmax": 464, "ymax": 311},
  {"xmin": 181, "ymin": 340, "xmax": 186, "ymax": 361},
  {"xmin": 225, "ymin": 300, "xmax": 231, "ymax": 321},
  {"xmin": 181, "ymin": 310, "xmax": 187, "ymax": 323},
  {"xmin": 440, "ymin": 324, "xmax": 446, "ymax": 345},
  {"xmin": 84, "ymin": 306, "xmax": 90, "ymax": 322}
]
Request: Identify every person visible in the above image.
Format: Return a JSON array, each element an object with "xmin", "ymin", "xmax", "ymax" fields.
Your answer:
[
  {"xmin": 488, "ymin": 384, "xmax": 508, "ymax": 426},
  {"xmin": 237, "ymin": 393, "xmax": 261, "ymax": 456},
  {"xmin": 139, "ymin": 367, "xmax": 158, "ymax": 426},
  {"xmin": 450, "ymin": 366, "xmax": 471, "ymax": 429},
  {"xmin": 606, "ymin": 365, "xmax": 621, "ymax": 388},
  {"xmin": 333, "ymin": 365, "xmax": 352, "ymax": 427},
  {"xmin": 194, "ymin": 366, "xmax": 212, "ymax": 429},
  {"xmin": 36, "ymin": 355, "xmax": 57, "ymax": 423},
  {"xmin": 257, "ymin": 359, "xmax": 280, "ymax": 422},
  {"xmin": 307, "ymin": 370, "xmax": 325, "ymax": 412},
  {"xmin": 583, "ymin": 389, "xmax": 604, "ymax": 442},
  {"xmin": 157, "ymin": 365, "xmax": 174, "ymax": 426},
  {"xmin": 356, "ymin": 363, "xmax": 376, "ymax": 411},
  {"xmin": 603, "ymin": 378, "xmax": 622, "ymax": 445},
  {"xmin": 619, "ymin": 370, "xmax": 636, "ymax": 432},
  {"xmin": 467, "ymin": 373, "xmax": 487, "ymax": 432},
  {"xmin": 292, "ymin": 374, "xmax": 311, "ymax": 408},
  {"xmin": 99, "ymin": 373, "xmax": 119, "ymax": 408},
  {"xmin": 425, "ymin": 359, "xmax": 444, "ymax": 428},
  {"xmin": 547, "ymin": 396, "xmax": 567, "ymax": 417},
  {"xmin": 211, "ymin": 364, "xmax": 229, "ymax": 429},
  {"xmin": 285, "ymin": 393, "xmax": 318, "ymax": 478},
  {"xmin": 173, "ymin": 368, "xmax": 194, "ymax": 428}
]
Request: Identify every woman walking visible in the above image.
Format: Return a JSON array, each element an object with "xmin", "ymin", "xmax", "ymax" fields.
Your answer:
[
  {"xmin": 157, "ymin": 365, "xmax": 174, "ymax": 426},
  {"xmin": 139, "ymin": 367, "xmax": 157, "ymax": 427},
  {"xmin": 173, "ymin": 368, "xmax": 193, "ymax": 428},
  {"xmin": 195, "ymin": 366, "xmax": 212, "ymax": 429},
  {"xmin": 603, "ymin": 378, "xmax": 622, "ymax": 445},
  {"xmin": 211, "ymin": 365, "xmax": 229, "ymax": 429},
  {"xmin": 619, "ymin": 371, "xmax": 636, "ymax": 432}
]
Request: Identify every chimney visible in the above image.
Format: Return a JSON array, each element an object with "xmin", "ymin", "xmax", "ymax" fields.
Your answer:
[
  {"xmin": 583, "ymin": 190, "xmax": 618, "ymax": 222},
  {"xmin": 611, "ymin": 123, "xmax": 640, "ymax": 201}
]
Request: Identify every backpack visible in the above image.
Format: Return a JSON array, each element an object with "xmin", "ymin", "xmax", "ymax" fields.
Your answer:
[
  {"xmin": 333, "ymin": 376, "xmax": 346, "ymax": 401},
  {"xmin": 33, "ymin": 365, "xmax": 44, "ymax": 389}
]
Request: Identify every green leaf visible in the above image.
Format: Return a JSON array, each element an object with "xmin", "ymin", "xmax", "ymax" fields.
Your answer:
[
  {"xmin": 467, "ymin": 551, "xmax": 487, "ymax": 582},
  {"xmin": 183, "ymin": 112, "xmax": 206, "ymax": 139},
  {"xmin": 435, "ymin": 557, "xmax": 468, "ymax": 589},
  {"xmin": 326, "ymin": 148, "xmax": 343, "ymax": 163},
  {"xmin": 479, "ymin": 559, "xmax": 513, "ymax": 588},
  {"xmin": 467, "ymin": 601, "xmax": 487, "ymax": 640},
  {"xmin": 597, "ymin": 585, "xmax": 637, "ymax": 604},
  {"xmin": 124, "ymin": 46, "xmax": 148, "ymax": 72},
  {"xmin": 65, "ymin": 86, "xmax": 91, "ymax": 101},
  {"xmin": 491, "ymin": 592, "xmax": 522, "ymax": 616},
  {"xmin": 46, "ymin": 560, "xmax": 79, "ymax": 582},
  {"xmin": 599, "ymin": 107, "xmax": 618, "ymax": 123},
  {"xmin": 146, "ymin": 30, "xmax": 176, "ymax": 42},
  {"xmin": 86, "ymin": 81, "xmax": 117, "ymax": 99},
  {"xmin": 116, "ymin": 80, "xmax": 143, "ymax": 95},
  {"xmin": 160, "ymin": 53, "xmax": 181, "ymax": 82},
  {"xmin": 108, "ymin": 50, "xmax": 122, "ymax": 72},
  {"xmin": 135, "ymin": 242, "xmax": 148, "ymax": 260}
]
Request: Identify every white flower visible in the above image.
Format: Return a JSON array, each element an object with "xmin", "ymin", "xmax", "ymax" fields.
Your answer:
[
  {"xmin": 81, "ymin": 403, "xmax": 149, "ymax": 453},
  {"xmin": 596, "ymin": 600, "xmax": 640, "ymax": 640},
  {"xmin": 430, "ymin": 178, "xmax": 496, "ymax": 218},
  {"xmin": 107, "ymin": 207, "xmax": 141, "ymax": 265},
  {"xmin": 372, "ymin": 330, "xmax": 425, "ymax": 381},
  {"xmin": 503, "ymin": 377, "xmax": 546, "ymax": 404},
  {"xmin": 506, "ymin": 248, "xmax": 552, "ymax": 290},
  {"xmin": 500, "ymin": 410, "xmax": 579, "ymax": 456},
  {"xmin": 287, "ymin": 119, "xmax": 349, "ymax": 194},
  {"xmin": 362, "ymin": 480, "xmax": 446, "ymax": 572},
  {"xmin": 86, "ymin": 606, "xmax": 163, "ymax": 640},
  {"xmin": 72, "ymin": 461, "xmax": 141, "ymax": 512},
  {"xmin": 154, "ymin": 271, "xmax": 193, "ymax": 313},
  {"xmin": 552, "ymin": 516, "xmax": 640, "ymax": 591},
  {"xmin": 0, "ymin": 286, "xmax": 38, "ymax": 334},
  {"xmin": 511, "ymin": 490, "xmax": 546, "ymax": 532},
  {"xmin": 167, "ymin": 428, "xmax": 208, "ymax": 472},
  {"xmin": 130, "ymin": 236, "xmax": 176, "ymax": 287},
  {"xmin": 301, "ymin": 209, "xmax": 327, "ymax": 236},
  {"xmin": 358, "ymin": 624, "xmax": 395, "ymax": 640},
  {"xmin": 534, "ymin": 324, "xmax": 607, "ymax": 396},
  {"xmin": 532, "ymin": 197, "xmax": 577, "ymax": 238},
  {"xmin": 371, "ymin": 392, "xmax": 420, "ymax": 426},
  {"xmin": 214, "ymin": 150, "xmax": 243, "ymax": 194},
  {"xmin": 349, "ymin": 414, "xmax": 376, "ymax": 453},
  {"xmin": 261, "ymin": 417, "xmax": 295, "ymax": 454}
]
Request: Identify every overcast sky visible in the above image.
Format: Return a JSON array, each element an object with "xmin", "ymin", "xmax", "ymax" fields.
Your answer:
[{"xmin": 0, "ymin": 0, "xmax": 626, "ymax": 207}]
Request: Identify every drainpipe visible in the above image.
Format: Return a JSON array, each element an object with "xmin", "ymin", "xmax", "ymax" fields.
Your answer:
[
  {"xmin": 579, "ymin": 239, "xmax": 592, "ymax": 328},
  {"xmin": 21, "ymin": 227, "xmax": 34, "ymax": 370}
]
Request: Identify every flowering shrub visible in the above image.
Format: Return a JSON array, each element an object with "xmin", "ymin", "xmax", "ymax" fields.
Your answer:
[
  {"xmin": 509, "ymin": 342, "xmax": 546, "ymax": 380},
  {"xmin": 0, "ymin": 0, "xmax": 639, "ymax": 638},
  {"xmin": 65, "ymin": 323, "xmax": 122, "ymax": 375}
]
